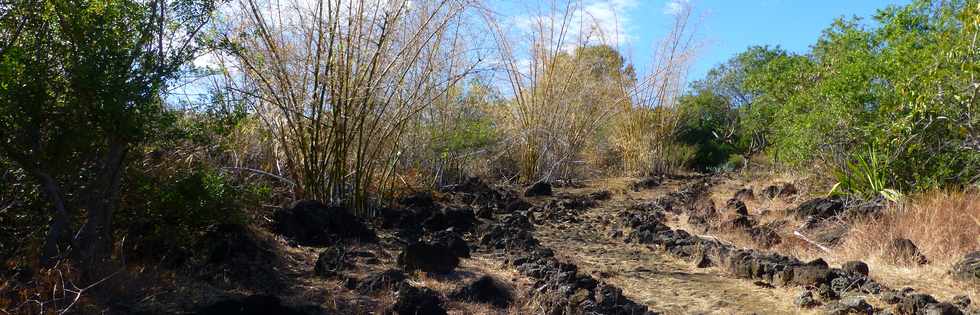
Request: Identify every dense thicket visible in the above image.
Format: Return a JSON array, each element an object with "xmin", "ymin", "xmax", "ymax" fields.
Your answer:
[{"xmin": 678, "ymin": 0, "xmax": 980, "ymax": 198}]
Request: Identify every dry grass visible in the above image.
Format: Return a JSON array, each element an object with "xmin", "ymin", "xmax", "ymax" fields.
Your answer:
[
  {"xmin": 827, "ymin": 190, "xmax": 980, "ymax": 300},
  {"xmin": 836, "ymin": 190, "xmax": 980, "ymax": 268}
]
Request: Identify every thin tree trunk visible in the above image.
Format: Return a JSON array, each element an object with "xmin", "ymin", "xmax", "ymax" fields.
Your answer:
[
  {"xmin": 35, "ymin": 171, "xmax": 71, "ymax": 268},
  {"xmin": 76, "ymin": 141, "xmax": 128, "ymax": 280}
]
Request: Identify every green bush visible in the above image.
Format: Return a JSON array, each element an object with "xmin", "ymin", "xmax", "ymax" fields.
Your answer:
[
  {"xmin": 116, "ymin": 166, "xmax": 266, "ymax": 263},
  {"xmin": 684, "ymin": 0, "xmax": 980, "ymax": 196}
]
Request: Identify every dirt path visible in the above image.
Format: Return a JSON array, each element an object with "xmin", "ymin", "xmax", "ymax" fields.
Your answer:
[{"xmin": 532, "ymin": 179, "xmax": 814, "ymax": 315}]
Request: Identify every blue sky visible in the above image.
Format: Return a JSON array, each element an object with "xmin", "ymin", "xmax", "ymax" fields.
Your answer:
[
  {"xmin": 650, "ymin": 0, "xmax": 912, "ymax": 81},
  {"xmin": 495, "ymin": 0, "xmax": 911, "ymax": 83}
]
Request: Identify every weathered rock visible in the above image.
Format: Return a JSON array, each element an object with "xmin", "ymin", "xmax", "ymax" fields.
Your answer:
[
  {"xmin": 825, "ymin": 297, "xmax": 872, "ymax": 315},
  {"xmin": 357, "ymin": 269, "xmax": 407, "ymax": 293},
  {"xmin": 896, "ymin": 294, "xmax": 940, "ymax": 315},
  {"xmin": 398, "ymin": 242, "xmax": 461, "ymax": 274},
  {"xmin": 763, "ymin": 182, "xmax": 798, "ymax": 199},
  {"xmin": 423, "ymin": 207, "xmax": 477, "ymax": 232},
  {"xmin": 842, "ymin": 261, "xmax": 870, "ymax": 277},
  {"xmin": 504, "ymin": 199, "xmax": 532, "ymax": 213},
  {"xmin": 792, "ymin": 197, "xmax": 846, "ymax": 220},
  {"xmin": 923, "ymin": 303, "xmax": 964, "ymax": 315},
  {"xmin": 450, "ymin": 275, "xmax": 513, "ymax": 308},
  {"xmin": 951, "ymin": 295, "xmax": 972, "ymax": 309},
  {"xmin": 272, "ymin": 200, "xmax": 377, "ymax": 245},
  {"xmin": 313, "ymin": 246, "xmax": 351, "ymax": 278},
  {"xmin": 952, "ymin": 251, "xmax": 980, "ymax": 284},
  {"xmin": 733, "ymin": 188, "xmax": 754, "ymax": 201},
  {"xmin": 391, "ymin": 282, "xmax": 447, "ymax": 315},
  {"xmin": 792, "ymin": 264, "xmax": 832, "ymax": 286},
  {"xmin": 725, "ymin": 198, "xmax": 749, "ymax": 216},
  {"xmin": 429, "ymin": 230, "xmax": 471, "ymax": 259},
  {"xmin": 794, "ymin": 290, "xmax": 820, "ymax": 308},
  {"xmin": 889, "ymin": 238, "xmax": 929, "ymax": 265},
  {"xmin": 525, "ymin": 182, "xmax": 553, "ymax": 197}
]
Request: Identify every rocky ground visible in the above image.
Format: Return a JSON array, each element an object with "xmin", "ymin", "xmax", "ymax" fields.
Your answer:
[{"xmin": 8, "ymin": 174, "xmax": 977, "ymax": 314}]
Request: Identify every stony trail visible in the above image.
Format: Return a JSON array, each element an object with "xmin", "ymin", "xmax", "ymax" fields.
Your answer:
[{"xmin": 532, "ymin": 179, "xmax": 813, "ymax": 315}]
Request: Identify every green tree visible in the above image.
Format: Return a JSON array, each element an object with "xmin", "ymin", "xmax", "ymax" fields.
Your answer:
[{"xmin": 0, "ymin": 0, "xmax": 215, "ymax": 275}]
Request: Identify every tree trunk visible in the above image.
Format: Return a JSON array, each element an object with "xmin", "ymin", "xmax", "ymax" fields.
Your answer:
[
  {"xmin": 76, "ymin": 141, "xmax": 127, "ymax": 280},
  {"xmin": 35, "ymin": 171, "xmax": 71, "ymax": 268}
]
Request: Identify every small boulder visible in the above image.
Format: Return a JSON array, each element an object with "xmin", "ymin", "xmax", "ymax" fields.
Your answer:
[
  {"xmin": 503, "ymin": 199, "xmax": 532, "ymax": 213},
  {"xmin": 725, "ymin": 198, "xmax": 749, "ymax": 216},
  {"xmin": 842, "ymin": 261, "xmax": 870, "ymax": 276},
  {"xmin": 524, "ymin": 182, "xmax": 553, "ymax": 197},
  {"xmin": 794, "ymin": 290, "xmax": 820, "ymax": 308},
  {"xmin": 272, "ymin": 200, "xmax": 377, "ymax": 246},
  {"xmin": 825, "ymin": 297, "xmax": 872, "ymax": 315},
  {"xmin": 951, "ymin": 295, "xmax": 971, "ymax": 309},
  {"xmin": 450, "ymin": 275, "xmax": 513, "ymax": 308},
  {"xmin": 792, "ymin": 264, "xmax": 833, "ymax": 286},
  {"xmin": 792, "ymin": 197, "xmax": 846, "ymax": 220},
  {"xmin": 357, "ymin": 269, "xmax": 407, "ymax": 293},
  {"xmin": 889, "ymin": 238, "xmax": 929, "ymax": 266},
  {"xmin": 313, "ymin": 246, "xmax": 351, "ymax": 278},
  {"xmin": 923, "ymin": 303, "xmax": 964, "ymax": 315},
  {"xmin": 733, "ymin": 188, "xmax": 754, "ymax": 201},
  {"xmin": 952, "ymin": 251, "xmax": 980, "ymax": 284},
  {"xmin": 423, "ymin": 207, "xmax": 477, "ymax": 232},
  {"xmin": 763, "ymin": 183, "xmax": 798, "ymax": 199},
  {"xmin": 397, "ymin": 242, "xmax": 461, "ymax": 274},
  {"xmin": 896, "ymin": 294, "xmax": 940, "ymax": 315},
  {"xmin": 391, "ymin": 282, "xmax": 447, "ymax": 315},
  {"xmin": 429, "ymin": 230, "xmax": 470, "ymax": 259}
]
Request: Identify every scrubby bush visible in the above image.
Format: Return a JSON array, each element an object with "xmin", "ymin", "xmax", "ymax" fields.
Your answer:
[{"xmin": 682, "ymin": 0, "xmax": 980, "ymax": 195}]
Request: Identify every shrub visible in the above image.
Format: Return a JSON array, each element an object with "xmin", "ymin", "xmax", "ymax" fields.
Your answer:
[{"xmin": 116, "ymin": 166, "xmax": 261, "ymax": 264}]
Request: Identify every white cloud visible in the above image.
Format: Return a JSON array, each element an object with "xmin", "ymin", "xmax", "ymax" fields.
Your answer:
[
  {"xmin": 664, "ymin": 0, "xmax": 689, "ymax": 16},
  {"xmin": 509, "ymin": 0, "xmax": 638, "ymax": 49}
]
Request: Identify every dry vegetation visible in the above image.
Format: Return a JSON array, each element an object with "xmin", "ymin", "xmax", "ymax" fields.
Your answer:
[{"xmin": 3, "ymin": 0, "xmax": 980, "ymax": 314}]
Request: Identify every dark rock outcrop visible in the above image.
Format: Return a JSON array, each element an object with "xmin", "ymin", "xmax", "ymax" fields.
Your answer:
[
  {"xmin": 429, "ymin": 230, "xmax": 471, "ymax": 259},
  {"xmin": 423, "ymin": 207, "xmax": 477, "ymax": 232},
  {"xmin": 763, "ymin": 182, "xmax": 798, "ymax": 199},
  {"xmin": 397, "ymin": 241, "xmax": 462, "ymax": 274},
  {"xmin": 525, "ymin": 182, "xmax": 553, "ymax": 197},
  {"xmin": 952, "ymin": 251, "xmax": 980, "ymax": 284},
  {"xmin": 272, "ymin": 200, "xmax": 377, "ymax": 245},
  {"xmin": 842, "ymin": 261, "xmax": 870, "ymax": 277},
  {"xmin": 313, "ymin": 246, "xmax": 351, "ymax": 278},
  {"xmin": 390, "ymin": 282, "xmax": 447, "ymax": 315},
  {"xmin": 792, "ymin": 197, "xmax": 846, "ymax": 220},
  {"xmin": 450, "ymin": 275, "xmax": 513, "ymax": 308}
]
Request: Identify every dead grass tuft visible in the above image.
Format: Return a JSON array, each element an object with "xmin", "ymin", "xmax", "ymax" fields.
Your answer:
[{"xmin": 836, "ymin": 190, "xmax": 980, "ymax": 269}]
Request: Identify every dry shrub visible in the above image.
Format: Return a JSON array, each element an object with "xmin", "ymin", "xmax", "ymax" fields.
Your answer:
[
  {"xmin": 836, "ymin": 190, "xmax": 980, "ymax": 268},
  {"xmin": 220, "ymin": 0, "xmax": 475, "ymax": 212},
  {"xmin": 609, "ymin": 2, "xmax": 699, "ymax": 176}
]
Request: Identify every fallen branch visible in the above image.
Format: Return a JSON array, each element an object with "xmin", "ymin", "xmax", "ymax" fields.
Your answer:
[{"xmin": 793, "ymin": 230, "xmax": 833, "ymax": 253}]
